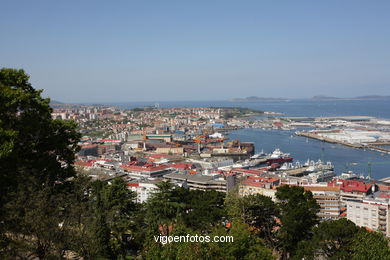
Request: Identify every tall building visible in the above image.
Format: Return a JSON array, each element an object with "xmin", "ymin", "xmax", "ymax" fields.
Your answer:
[
  {"xmin": 304, "ymin": 185, "xmax": 343, "ymax": 220},
  {"xmin": 238, "ymin": 176, "xmax": 280, "ymax": 201},
  {"xmin": 346, "ymin": 191, "xmax": 390, "ymax": 237},
  {"xmin": 127, "ymin": 179, "xmax": 161, "ymax": 203},
  {"xmin": 329, "ymin": 179, "xmax": 373, "ymax": 205},
  {"xmin": 163, "ymin": 172, "xmax": 236, "ymax": 193}
]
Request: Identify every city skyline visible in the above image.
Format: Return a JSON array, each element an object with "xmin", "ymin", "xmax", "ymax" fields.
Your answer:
[{"xmin": 1, "ymin": 0, "xmax": 390, "ymax": 103}]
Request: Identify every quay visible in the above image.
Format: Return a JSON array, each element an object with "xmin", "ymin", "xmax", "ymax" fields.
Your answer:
[
  {"xmin": 296, "ymin": 131, "xmax": 390, "ymax": 153},
  {"xmin": 295, "ymin": 131, "xmax": 364, "ymax": 149}
]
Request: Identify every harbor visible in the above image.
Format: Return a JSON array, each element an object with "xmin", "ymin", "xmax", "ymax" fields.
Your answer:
[
  {"xmin": 229, "ymin": 128, "xmax": 390, "ymax": 180},
  {"xmin": 295, "ymin": 131, "xmax": 390, "ymax": 153},
  {"xmin": 295, "ymin": 131, "xmax": 364, "ymax": 149}
]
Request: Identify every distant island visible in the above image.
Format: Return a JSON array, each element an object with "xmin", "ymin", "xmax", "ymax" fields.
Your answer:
[
  {"xmin": 230, "ymin": 96, "xmax": 289, "ymax": 102},
  {"xmin": 311, "ymin": 95, "xmax": 390, "ymax": 101},
  {"xmin": 310, "ymin": 95, "xmax": 341, "ymax": 101}
]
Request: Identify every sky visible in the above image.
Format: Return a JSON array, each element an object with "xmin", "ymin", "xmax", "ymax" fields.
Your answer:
[{"xmin": 1, "ymin": 0, "xmax": 390, "ymax": 103}]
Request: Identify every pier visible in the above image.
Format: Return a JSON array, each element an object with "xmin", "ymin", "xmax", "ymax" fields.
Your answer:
[{"xmin": 295, "ymin": 131, "xmax": 364, "ymax": 149}]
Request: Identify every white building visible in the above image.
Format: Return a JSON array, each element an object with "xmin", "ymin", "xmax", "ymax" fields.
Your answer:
[
  {"xmin": 189, "ymin": 158, "xmax": 234, "ymax": 170},
  {"xmin": 127, "ymin": 179, "xmax": 161, "ymax": 203},
  {"xmin": 346, "ymin": 191, "xmax": 390, "ymax": 237}
]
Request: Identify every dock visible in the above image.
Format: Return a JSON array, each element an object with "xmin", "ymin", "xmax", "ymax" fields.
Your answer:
[{"xmin": 295, "ymin": 131, "xmax": 364, "ymax": 149}]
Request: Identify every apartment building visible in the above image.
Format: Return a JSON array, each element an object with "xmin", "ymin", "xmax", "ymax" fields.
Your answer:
[
  {"xmin": 329, "ymin": 179, "xmax": 373, "ymax": 205},
  {"xmin": 239, "ymin": 176, "xmax": 280, "ymax": 201},
  {"xmin": 120, "ymin": 163, "xmax": 172, "ymax": 178},
  {"xmin": 127, "ymin": 178, "xmax": 161, "ymax": 203},
  {"xmin": 304, "ymin": 185, "xmax": 343, "ymax": 220},
  {"xmin": 163, "ymin": 172, "xmax": 236, "ymax": 193},
  {"xmin": 346, "ymin": 191, "xmax": 390, "ymax": 237}
]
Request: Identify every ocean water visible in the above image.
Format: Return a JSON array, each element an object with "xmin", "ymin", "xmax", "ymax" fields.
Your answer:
[
  {"xmin": 111, "ymin": 99, "xmax": 390, "ymax": 118},
  {"xmin": 111, "ymin": 99, "xmax": 390, "ymax": 179}
]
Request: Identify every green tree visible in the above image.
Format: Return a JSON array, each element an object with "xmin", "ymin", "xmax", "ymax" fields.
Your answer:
[
  {"xmin": 143, "ymin": 181, "xmax": 187, "ymax": 255},
  {"xmin": 102, "ymin": 178, "xmax": 138, "ymax": 257},
  {"xmin": 225, "ymin": 192, "xmax": 278, "ymax": 247},
  {"xmin": 70, "ymin": 178, "xmax": 139, "ymax": 259},
  {"xmin": 144, "ymin": 181, "xmax": 186, "ymax": 234},
  {"xmin": 90, "ymin": 181, "xmax": 114, "ymax": 259},
  {"xmin": 295, "ymin": 218, "xmax": 360, "ymax": 260},
  {"xmin": 181, "ymin": 189, "xmax": 225, "ymax": 232},
  {"xmin": 0, "ymin": 68, "xmax": 80, "ymax": 259},
  {"xmin": 144, "ymin": 221, "xmax": 274, "ymax": 260},
  {"xmin": 142, "ymin": 224, "xmax": 199, "ymax": 260},
  {"xmin": 275, "ymin": 185, "xmax": 320, "ymax": 259},
  {"xmin": 350, "ymin": 229, "xmax": 390, "ymax": 260},
  {"xmin": 0, "ymin": 68, "xmax": 80, "ymax": 191},
  {"xmin": 205, "ymin": 220, "xmax": 274, "ymax": 260},
  {"xmin": 2, "ymin": 183, "xmax": 72, "ymax": 259}
]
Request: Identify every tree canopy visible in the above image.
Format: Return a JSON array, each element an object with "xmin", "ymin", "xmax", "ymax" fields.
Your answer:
[
  {"xmin": 295, "ymin": 218, "xmax": 390, "ymax": 260},
  {"xmin": 276, "ymin": 185, "xmax": 320, "ymax": 259},
  {"xmin": 0, "ymin": 68, "xmax": 81, "ymax": 258}
]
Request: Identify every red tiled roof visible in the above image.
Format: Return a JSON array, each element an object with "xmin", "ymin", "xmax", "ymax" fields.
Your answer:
[
  {"xmin": 80, "ymin": 144, "xmax": 98, "ymax": 149},
  {"xmin": 378, "ymin": 192, "xmax": 390, "ymax": 199},
  {"xmin": 330, "ymin": 179, "xmax": 372, "ymax": 193},
  {"xmin": 241, "ymin": 176, "xmax": 279, "ymax": 187},
  {"xmin": 148, "ymin": 154, "xmax": 173, "ymax": 159},
  {"xmin": 304, "ymin": 186, "xmax": 340, "ymax": 192},
  {"xmin": 169, "ymin": 163, "xmax": 193, "ymax": 170},
  {"xmin": 121, "ymin": 164, "xmax": 169, "ymax": 172},
  {"xmin": 74, "ymin": 161, "xmax": 93, "ymax": 167},
  {"xmin": 101, "ymin": 139, "xmax": 121, "ymax": 142}
]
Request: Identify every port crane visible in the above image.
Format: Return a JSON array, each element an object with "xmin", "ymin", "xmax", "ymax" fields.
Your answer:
[{"xmin": 345, "ymin": 161, "xmax": 390, "ymax": 179}]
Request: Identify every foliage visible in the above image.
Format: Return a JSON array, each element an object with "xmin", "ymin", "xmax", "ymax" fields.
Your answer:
[
  {"xmin": 144, "ymin": 181, "xmax": 186, "ymax": 234},
  {"xmin": 275, "ymin": 185, "xmax": 320, "ymax": 259},
  {"xmin": 225, "ymin": 192, "xmax": 278, "ymax": 247},
  {"xmin": 2, "ymin": 182, "xmax": 71, "ymax": 259},
  {"xmin": 180, "ymin": 189, "xmax": 226, "ymax": 232},
  {"xmin": 295, "ymin": 218, "xmax": 360, "ymax": 260},
  {"xmin": 70, "ymin": 178, "xmax": 139, "ymax": 259},
  {"xmin": 144, "ymin": 221, "xmax": 274, "ymax": 260},
  {"xmin": 144, "ymin": 182, "xmax": 226, "ymax": 236},
  {"xmin": 295, "ymin": 219, "xmax": 390, "ymax": 260},
  {"xmin": 350, "ymin": 228, "xmax": 390, "ymax": 260},
  {"xmin": 205, "ymin": 220, "xmax": 274, "ymax": 260},
  {"xmin": 0, "ymin": 68, "xmax": 81, "ymax": 259}
]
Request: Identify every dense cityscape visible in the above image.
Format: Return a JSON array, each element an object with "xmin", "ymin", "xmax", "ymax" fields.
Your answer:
[{"xmin": 54, "ymin": 103, "xmax": 390, "ymax": 229}]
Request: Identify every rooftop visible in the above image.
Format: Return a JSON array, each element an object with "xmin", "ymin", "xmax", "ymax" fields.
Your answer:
[
  {"xmin": 241, "ymin": 176, "xmax": 279, "ymax": 187},
  {"xmin": 330, "ymin": 179, "xmax": 372, "ymax": 193}
]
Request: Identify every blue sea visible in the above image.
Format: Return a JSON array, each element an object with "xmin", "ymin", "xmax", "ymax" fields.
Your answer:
[
  {"xmin": 110, "ymin": 99, "xmax": 390, "ymax": 179},
  {"xmin": 112, "ymin": 99, "xmax": 390, "ymax": 118}
]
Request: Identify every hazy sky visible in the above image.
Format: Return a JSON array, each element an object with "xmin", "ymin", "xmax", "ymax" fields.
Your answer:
[{"xmin": 1, "ymin": 1, "xmax": 390, "ymax": 102}]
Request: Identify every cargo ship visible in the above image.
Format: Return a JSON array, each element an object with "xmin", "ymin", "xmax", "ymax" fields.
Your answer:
[{"xmin": 265, "ymin": 148, "xmax": 293, "ymax": 165}]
